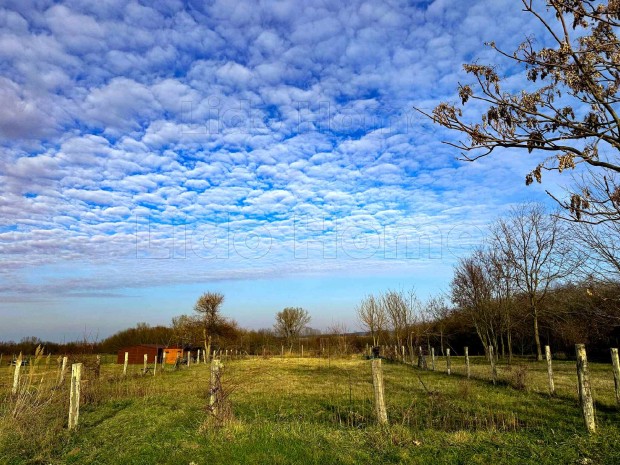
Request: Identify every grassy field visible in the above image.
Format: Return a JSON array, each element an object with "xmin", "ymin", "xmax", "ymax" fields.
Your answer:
[{"xmin": 1, "ymin": 354, "xmax": 620, "ymax": 464}]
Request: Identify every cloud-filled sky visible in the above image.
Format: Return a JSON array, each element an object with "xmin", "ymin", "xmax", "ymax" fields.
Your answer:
[{"xmin": 0, "ymin": 0, "xmax": 566, "ymax": 341}]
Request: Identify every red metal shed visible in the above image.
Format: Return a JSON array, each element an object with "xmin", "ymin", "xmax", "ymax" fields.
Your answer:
[{"xmin": 116, "ymin": 344, "xmax": 180, "ymax": 364}]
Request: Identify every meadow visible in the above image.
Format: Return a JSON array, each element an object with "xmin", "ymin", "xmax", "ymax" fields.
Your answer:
[{"xmin": 1, "ymin": 352, "xmax": 619, "ymax": 465}]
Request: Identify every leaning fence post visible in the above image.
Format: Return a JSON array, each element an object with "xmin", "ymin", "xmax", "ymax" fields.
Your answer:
[
  {"xmin": 68, "ymin": 363, "xmax": 82, "ymax": 430},
  {"xmin": 446, "ymin": 348, "xmax": 451, "ymax": 375},
  {"xmin": 431, "ymin": 347, "xmax": 435, "ymax": 371},
  {"xmin": 371, "ymin": 359, "xmax": 388, "ymax": 425},
  {"xmin": 153, "ymin": 355, "xmax": 157, "ymax": 376},
  {"xmin": 58, "ymin": 356, "xmax": 68, "ymax": 386},
  {"xmin": 489, "ymin": 346, "xmax": 497, "ymax": 385},
  {"xmin": 123, "ymin": 352, "xmax": 129, "ymax": 376},
  {"xmin": 576, "ymin": 344, "xmax": 596, "ymax": 434},
  {"xmin": 12, "ymin": 353, "xmax": 22, "ymax": 395},
  {"xmin": 545, "ymin": 345, "xmax": 555, "ymax": 396},
  {"xmin": 611, "ymin": 348, "xmax": 620, "ymax": 406}
]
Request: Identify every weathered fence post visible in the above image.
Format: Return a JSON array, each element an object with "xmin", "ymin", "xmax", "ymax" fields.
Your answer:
[
  {"xmin": 431, "ymin": 347, "xmax": 436, "ymax": 371},
  {"xmin": 123, "ymin": 352, "xmax": 129, "ymax": 376},
  {"xmin": 301, "ymin": 345, "xmax": 304, "ymax": 358},
  {"xmin": 465, "ymin": 347, "xmax": 470, "ymax": 379},
  {"xmin": 545, "ymin": 345, "xmax": 555, "ymax": 396},
  {"xmin": 401, "ymin": 346, "xmax": 405, "ymax": 362},
  {"xmin": 68, "ymin": 363, "xmax": 82, "ymax": 430},
  {"xmin": 611, "ymin": 348, "xmax": 620, "ymax": 406},
  {"xmin": 371, "ymin": 359, "xmax": 388, "ymax": 425},
  {"xmin": 209, "ymin": 359, "xmax": 222, "ymax": 416},
  {"xmin": 446, "ymin": 348, "xmax": 451, "ymax": 375},
  {"xmin": 187, "ymin": 351, "xmax": 191, "ymax": 367},
  {"xmin": 576, "ymin": 344, "xmax": 596, "ymax": 434},
  {"xmin": 153, "ymin": 355, "xmax": 157, "ymax": 376},
  {"xmin": 281, "ymin": 345, "xmax": 284, "ymax": 358},
  {"xmin": 94, "ymin": 355, "xmax": 101, "ymax": 378},
  {"xmin": 58, "ymin": 356, "xmax": 68, "ymax": 386},
  {"xmin": 143, "ymin": 354, "xmax": 148, "ymax": 374},
  {"xmin": 489, "ymin": 346, "xmax": 497, "ymax": 385},
  {"xmin": 12, "ymin": 353, "xmax": 22, "ymax": 395}
]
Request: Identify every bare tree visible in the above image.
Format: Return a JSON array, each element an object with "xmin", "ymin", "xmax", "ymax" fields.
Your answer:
[
  {"xmin": 356, "ymin": 294, "xmax": 387, "ymax": 347},
  {"xmin": 327, "ymin": 321, "xmax": 349, "ymax": 355},
  {"xmin": 492, "ymin": 204, "xmax": 576, "ymax": 360},
  {"xmin": 423, "ymin": 0, "xmax": 620, "ymax": 222},
  {"xmin": 451, "ymin": 248, "xmax": 499, "ymax": 357},
  {"xmin": 426, "ymin": 294, "xmax": 451, "ymax": 356},
  {"xmin": 382, "ymin": 289, "xmax": 420, "ymax": 361},
  {"xmin": 194, "ymin": 292, "xmax": 225, "ymax": 361},
  {"xmin": 481, "ymin": 246, "xmax": 518, "ymax": 363},
  {"xmin": 576, "ymin": 219, "xmax": 620, "ymax": 281},
  {"xmin": 274, "ymin": 307, "xmax": 311, "ymax": 352}
]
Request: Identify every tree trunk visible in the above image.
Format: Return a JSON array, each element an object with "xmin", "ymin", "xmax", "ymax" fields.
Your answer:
[
  {"xmin": 440, "ymin": 330, "xmax": 444, "ymax": 356},
  {"xmin": 533, "ymin": 305, "xmax": 542, "ymax": 361}
]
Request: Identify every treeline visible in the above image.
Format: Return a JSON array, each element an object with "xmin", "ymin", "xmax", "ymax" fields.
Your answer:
[
  {"xmin": 355, "ymin": 203, "xmax": 620, "ymax": 362},
  {"xmin": 2, "ymin": 202, "xmax": 619, "ymax": 360}
]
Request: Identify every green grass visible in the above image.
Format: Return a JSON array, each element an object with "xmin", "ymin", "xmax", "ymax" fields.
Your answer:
[{"xmin": 1, "ymin": 355, "xmax": 619, "ymax": 464}]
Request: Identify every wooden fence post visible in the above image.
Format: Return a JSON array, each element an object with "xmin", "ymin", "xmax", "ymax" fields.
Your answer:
[
  {"xmin": 123, "ymin": 352, "xmax": 129, "ymax": 376},
  {"xmin": 143, "ymin": 354, "xmax": 148, "ymax": 374},
  {"xmin": 446, "ymin": 348, "xmax": 451, "ymax": 375},
  {"xmin": 301, "ymin": 345, "xmax": 304, "ymax": 358},
  {"xmin": 12, "ymin": 353, "xmax": 22, "ymax": 395},
  {"xmin": 58, "ymin": 356, "xmax": 68, "ymax": 386},
  {"xmin": 210, "ymin": 359, "xmax": 221, "ymax": 416},
  {"xmin": 545, "ymin": 345, "xmax": 555, "ymax": 395},
  {"xmin": 611, "ymin": 348, "xmax": 620, "ymax": 406},
  {"xmin": 576, "ymin": 344, "xmax": 596, "ymax": 434},
  {"xmin": 431, "ymin": 347, "xmax": 435, "ymax": 371},
  {"xmin": 371, "ymin": 359, "xmax": 388, "ymax": 425},
  {"xmin": 187, "ymin": 351, "xmax": 191, "ymax": 367},
  {"xmin": 153, "ymin": 354, "xmax": 157, "ymax": 376},
  {"xmin": 465, "ymin": 347, "xmax": 470, "ymax": 379},
  {"xmin": 68, "ymin": 363, "xmax": 82, "ymax": 430},
  {"xmin": 489, "ymin": 346, "xmax": 497, "ymax": 385}
]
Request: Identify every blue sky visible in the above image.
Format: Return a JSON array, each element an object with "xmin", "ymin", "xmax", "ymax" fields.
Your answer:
[{"xmin": 0, "ymin": 0, "xmax": 566, "ymax": 341}]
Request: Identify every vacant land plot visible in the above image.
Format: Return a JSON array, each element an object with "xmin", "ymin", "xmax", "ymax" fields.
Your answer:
[{"xmin": 1, "ymin": 355, "xmax": 619, "ymax": 464}]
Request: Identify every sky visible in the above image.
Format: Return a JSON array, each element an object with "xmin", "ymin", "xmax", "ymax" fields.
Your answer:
[{"xmin": 0, "ymin": 0, "xmax": 566, "ymax": 341}]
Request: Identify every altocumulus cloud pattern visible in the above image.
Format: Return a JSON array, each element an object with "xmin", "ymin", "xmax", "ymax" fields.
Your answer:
[{"xmin": 0, "ymin": 0, "xmax": 553, "ymax": 337}]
